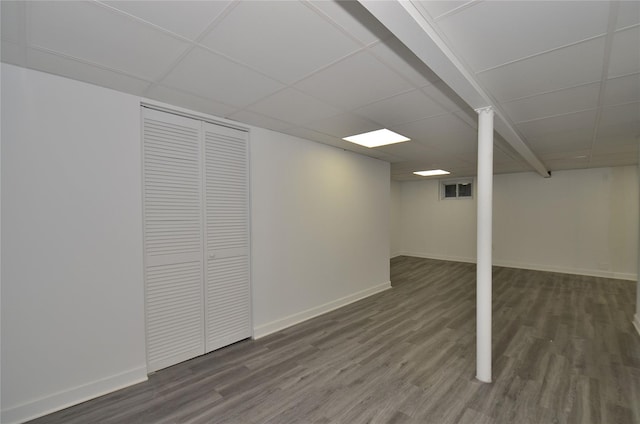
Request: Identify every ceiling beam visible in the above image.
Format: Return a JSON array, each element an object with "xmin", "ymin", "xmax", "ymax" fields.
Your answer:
[{"xmin": 358, "ymin": 0, "xmax": 550, "ymax": 178}]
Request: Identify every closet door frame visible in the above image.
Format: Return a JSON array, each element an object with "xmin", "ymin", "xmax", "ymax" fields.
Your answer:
[{"xmin": 141, "ymin": 103, "xmax": 253, "ymax": 374}]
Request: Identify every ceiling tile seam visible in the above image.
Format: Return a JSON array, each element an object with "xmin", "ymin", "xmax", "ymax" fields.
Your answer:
[
  {"xmin": 428, "ymin": 0, "xmax": 480, "ymax": 23},
  {"xmin": 92, "ymin": 1, "xmax": 206, "ymax": 45},
  {"xmin": 277, "ymin": 46, "xmax": 369, "ymax": 87},
  {"xmin": 24, "ymin": 44, "xmax": 154, "ymax": 86},
  {"xmin": 601, "ymin": 99, "xmax": 640, "ymax": 110},
  {"xmin": 405, "ymin": 2, "xmax": 550, "ymax": 176},
  {"xmin": 364, "ymin": 43, "xmax": 440, "ymax": 90},
  {"xmin": 606, "ymin": 70, "xmax": 640, "ymax": 81},
  {"xmin": 501, "ymin": 80, "xmax": 602, "ymax": 104},
  {"xmin": 354, "ymin": 108, "xmax": 454, "ymax": 129},
  {"xmin": 512, "ymin": 107, "xmax": 599, "ymax": 126},
  {"xmin": 148, "ymin": 83, "xmax": 240, "ymax": 114},
  {"xmin": 588, "ymin": 0, "xmax": 620, "ymax": 167},
  {"xmin": 615, "ymin": 22, "xmax": 640, "ymax": 33},
  {"xmin": 301, "ymin": 0, "xmax": 382, "ymax": 49},
  {"xmin": 141, "ymin": 2, "xmax": 242, "ymax": 97},
  {"xmin": 195, "ymin": 40, "xmax": 368, "ymax": 92},
  {"xmin": 227, "ymin": 109, "xmax": 295, "ymax": 129},
  {"xmin": 229, "ymin": 42, "xmax": 426, "ymax": 119},
  {"xmin": 366, "ymin": 1, "xmax": 549, "ymax": 175},
  {"xmin": 228, "ymin": 83, "xmax": 349, "ymax": 126},
  {"xmin": 474, "ymin": 33, "xmax": 607, "ymax": 76},
  {"xmin": 608, "ymin": 68, "xmax": 640, "ymax": 80}
]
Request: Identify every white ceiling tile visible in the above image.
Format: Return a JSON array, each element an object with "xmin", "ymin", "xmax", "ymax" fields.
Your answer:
[
  {"xmin": 608, "ymin": 26, "xmax": 640, "ymax": 78},
  {"xmin": 589, "ymin": 152, "xmax": 638, "ymax": 167},
  {"xmin": 502, "ymin": 83, "xmax": 600, "ymax": 123},
  {"xmin": 199, "ymin": 1, "xmax": 360, "ymax": 84},
  {"xmin": 145, "ymin": 84, "xmax": 237, "ymax": 118},
  {"xmin": 421, "ymin": 82, "xmax": 468, "ymax": 112},
  {"xmin": 478, "ymin": 37, "xmax": 606, "ymax": 102},
  {"xmin": 525, "ymin": 131, "xmax": 594, "ymax": 155},
  {"xmin": 227, "ymin": 110, "xmax": 293, "ymax": 133},
  {"xmin": 1, "ymin": 0, "xmax": 25, "ymax": 44},
  {"xmin": 596, "ymin": 120, "xmax": 640, "ymax": 140},
  {"xmin": 592, "ymin": 140, "xmax": 639, "ymax": 154},
  {"xmin": 598, "ymin": 101, "xmax": 640, "ymax": 128},
  {"xmin": 294, "ymin": 51, "xmax": 414, "ymax": 110},
  {"xmin": 308, "ymin": 0, "xmax": 393, "ymax": 45},
  {"xmin": 26, "ymin": 47, "xmax": 151, "ymax": 95},
  {"xmin": 436, "ymin": 0, "xmax": 609, "ymax": 72},
  {"xmin": 2, "ymin": 40, "xmax": 26, "ymax": 67},
  {"xmin": 354, "ymin": 89, "xmax": 448, "ymax": 127},
  {"xmin": 603, "ymin": 73, "xmax": 640, "ymax": 106},
  {"xmin": 414, "ymin": 1, "xmax": 473, "ymax": 21},
  {"xmin": 101, "ymin": 1, "xmax": 231, "ymax": 40},
  {"xmin": 517, "ymin": 109, "xmax": 597, "ymax": 139},
  {"xmin": 368, "ymin": 37, "xmax": 441, "ymax": 87},
  {"xmin": 306, "ymin": 113, "xmax": 380, "ymax": 139},
  {"xmin": 616, "ymin": 1, "xmax": 640, "ymax": 30},
  {"xmin": 391, "ymin": 113, "xmax": 476, "ymax": 146},
  {"xmin": 28, "ymin": 1, "xmax": 190, "ymax": 81},
  {"xmin": 162, "ymin": 47, "xmax": 284, "ymax": 108},
  {"xmin": 378, "ymin": 142, "xmax": 444, "ymax": 162},
  {"xmin": 247, "ymin": 88, "xmax": 341, "ymax": 126}
]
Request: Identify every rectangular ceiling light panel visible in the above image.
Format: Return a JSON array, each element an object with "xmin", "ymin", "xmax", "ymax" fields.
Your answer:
[
  {"xmin": 413, "ymin": 169, "xmax": 450, "ymax": 177},
  {"xmin": 342, "ymin": 128, "xmax": 410, "ymax": 148}
]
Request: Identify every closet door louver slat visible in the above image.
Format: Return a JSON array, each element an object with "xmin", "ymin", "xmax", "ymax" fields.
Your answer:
[
  {"xmin": 203, "ymin": 123, "xmax": 251, "ymax": 353},
  {"xmin": 143, "ymin": 108, "xmax": 204, "ymax": 373}
]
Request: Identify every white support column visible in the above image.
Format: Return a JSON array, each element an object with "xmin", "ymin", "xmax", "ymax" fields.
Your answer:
[{"xmin": 476, "ymin": 106, "xmax": 494, "ymax": 382}]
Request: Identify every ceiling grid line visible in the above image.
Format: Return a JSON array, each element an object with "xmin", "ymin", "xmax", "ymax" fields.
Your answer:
[
  {"xmin": 143, "ymin": 1, "xmax": 242, "ymax": 97},
  {"xmin": 474, "ymin": 33, "xmax": 608, "ymax": 75},
  {"xmin": 588, "ymin": 0, "xmax": 620, "ymax": 167},
  {"xmin": 2, "ymin": 0, "xmax": 637, "ymax": 180}
]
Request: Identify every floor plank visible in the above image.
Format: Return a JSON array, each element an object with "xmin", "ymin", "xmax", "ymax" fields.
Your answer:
[{"xmin": 27, "ymin": 257, "xmax": 640, "ymax": 424}]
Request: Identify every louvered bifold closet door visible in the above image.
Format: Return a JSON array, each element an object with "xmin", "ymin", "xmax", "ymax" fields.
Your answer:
[
  {"xmin": 203, "ymin": 122, "xmax": 251, "ymax": 353},
  {"xmin": 143, "ymin": 108, "xmax": 204, "ymax": 372}
]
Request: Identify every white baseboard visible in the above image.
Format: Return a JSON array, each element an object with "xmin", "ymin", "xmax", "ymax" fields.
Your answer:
[
  {"xmin": 493, "ymin": 260, "xmax": 637, "ymax": 282},
  {"xmin": 253, "ymin": 281, "xmax": 392, "ymax": 339},
  {"xmin": 396, "ymin": 251, "xmax": 637, "ymax": 282},
  {"xmin": 398, "ymin": 251, "xmax": 476, "ymax": 264},
  {"xmin": 1, "ymin": 366, "xmax": 148, "ymax": 424},
  {"xmin": 634, "ymin": 314, "xmax": 640, "ymax": 337}
]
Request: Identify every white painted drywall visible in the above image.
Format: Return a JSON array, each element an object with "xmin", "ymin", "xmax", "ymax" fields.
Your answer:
[
  {"xmin": 390, "ymin": 179, "xmax": 402, "ymax": 258},
  {"xmin": 400, "ymin": 178, "xmax": 477, "ymax": 263},
  {"xmin": 1, "ymin": 64, "xmax": 147, "ymax": 424},
  {"xmin": 396, "ymin": 167, "xmax": 638, "ymax": 280},
  {"xmin": 1, "ymin": 64, "xmax": 393, "ymax": 422},
  {"xmin": 250, "ymin": 128, "xmax": 391, "ymax": 337}
]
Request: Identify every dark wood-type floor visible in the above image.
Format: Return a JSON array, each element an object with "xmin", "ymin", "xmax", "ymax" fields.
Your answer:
[{"xmin": 29, "ymin": 257, "xmax": 640, "ymax": 424}]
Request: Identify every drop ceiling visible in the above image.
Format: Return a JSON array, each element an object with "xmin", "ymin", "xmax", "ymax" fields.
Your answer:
[{"xmin": 2, "ymin": 0, "xmax": 638, "ymax": 181}]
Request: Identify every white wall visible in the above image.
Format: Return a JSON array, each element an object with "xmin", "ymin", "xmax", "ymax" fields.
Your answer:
[
  {"xmin": 1, "ymin": 64, "xmax": 147, "ymax": 423},
  {"xmin": 1, "ymin": 64, "xmax": 392, "ymax": 422},
  {"xmin": 396, "ymin": 167, "xmax": 639, "ymax": 280},
  {"xmin": 390, "ymin": 180, "xmax": 402, "ymax": 258},
  {"xmin": 250, "ymin": 128, "xmax": 391, "ymax": 337}
]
